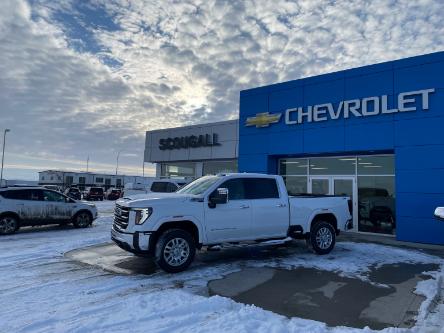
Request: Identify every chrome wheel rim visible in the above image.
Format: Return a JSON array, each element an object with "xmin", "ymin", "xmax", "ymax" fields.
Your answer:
[
  {"xmin": 0, "ymin": 217, "xmax": 16, "ymax": 234},
  {"xmin": 77, "ymin": 213, "xmax": 90, "ymax": 227},
  {"xmin": 163, "ymin": 238, "xmax": 190, "ymax": 267},
  {"xmin": 316, "ymin": 227, "xmax": 333, "ymax": 249}
]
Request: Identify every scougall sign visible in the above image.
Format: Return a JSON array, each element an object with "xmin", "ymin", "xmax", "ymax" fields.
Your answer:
[{"xmin": 159, "ymin": 133, "xmax": 221, "ymax": 150}]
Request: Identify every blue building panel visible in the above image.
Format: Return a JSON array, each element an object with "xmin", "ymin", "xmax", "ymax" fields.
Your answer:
[
  {"xmin": 396, "ymin": 217, "xmax": 444, "ymax": 244},
  {"xmin": 269, "ymin": 87, "xmax": 303, "ymax": 113},
  {"xmin": 397, "ymin": 192, "xmax": 444, "ymax": 219},
  {"xmin": 344, "ymin": 121, "xmax": 394, "ymax": 151},
  {"xmin": 396, "ymin": 169, "xmax": 444, "ymax": 194},
  {"xmin": 344, "ymin": 70, "xmax": 394, "ymax": 100},
  {"xmin": 396, "ymin": 145, "xmax": 444, "ymax": 170},
  {"xmin": 394, "ymin": 61, "xmax": 444, "ymax": 92},
  {"xmin": 303, "ymin": 126, "xmax": 345, "ymax": 153},
  {"xmin": 304, "ymin": 79, "xmax": 345, "ymax": 105},
  {"xmin": 394, "ymin": 115, "xmax": 444, "ymax": 146}
]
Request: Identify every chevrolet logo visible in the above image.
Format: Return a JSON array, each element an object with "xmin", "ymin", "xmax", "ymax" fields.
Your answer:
[{"xmin": 245, "ymin": 112, "xmax": 282, "ymax": 128}]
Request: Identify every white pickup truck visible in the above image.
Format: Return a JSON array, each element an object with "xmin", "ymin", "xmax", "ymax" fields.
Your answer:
[{"xmin": 111, "ymin": 173, "xmax": 352, "ymax": 273}]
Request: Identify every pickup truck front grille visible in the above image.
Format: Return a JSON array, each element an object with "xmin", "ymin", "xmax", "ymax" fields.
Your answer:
[{"xmin": 114, "ymin": 204, "xmax": 130, "ymax": 230}]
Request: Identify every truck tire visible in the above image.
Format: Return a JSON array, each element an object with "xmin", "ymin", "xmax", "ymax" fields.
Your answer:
[
  {"xmin": 0, "ymin": 215, "xmax": 20, "ymax": 235},
  {"xmin": 155, "ymin": 229, "xmax": 196, "ymax": 273},
  {"xmin": 310, "ymin": 221, "xmax": 336, "ymax": 255},
  {"xmin": 73, "ymin": 211, "xmax": 92, "ymax": 228}
]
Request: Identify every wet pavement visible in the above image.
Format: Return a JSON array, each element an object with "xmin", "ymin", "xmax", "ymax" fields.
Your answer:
[
  {"xmin": 66, "ymin": 241, "xmax": 440, "ymax": 330},
  {"xmin": 208, "ymin": 264, "xmax": 438, "ymax": 330}
]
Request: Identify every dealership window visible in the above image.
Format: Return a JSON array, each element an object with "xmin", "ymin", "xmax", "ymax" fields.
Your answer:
[
  {"xmin": 96, "ymin": 177, "xmax": 104, "ymax": 183},
  {"xmin": 279, "ymin": 154, "xmax": 395, "ymax": 235},
  {"xmin": 279, "ymin": 159, "xmax": 308, "ymax": 195},
  {"xmin": 357, "ymin": 155, "xmax": 395, "ymax": 235},
  {"xmin": 309, "ymin": 157, "xmax": 355, "ymax": 175},
  {"xmin": 203, "ymin": 160, "xmax": 238, "ymax": 175},
  {"xmin": 161, "ymin": 162, "xmax": 196, "ymax": 178},
  {"xmin": 116, "ymin": 179, "xmax": 122, "ymax": 188},
  {"xmin": 79, "ymin": 177, "xmax": 86, "ymax": 184}
]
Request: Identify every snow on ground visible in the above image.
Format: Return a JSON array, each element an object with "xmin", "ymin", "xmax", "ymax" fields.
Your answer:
[{"xmin": 1, "ymin": 202, "xmax": 444, "ymax": 333}]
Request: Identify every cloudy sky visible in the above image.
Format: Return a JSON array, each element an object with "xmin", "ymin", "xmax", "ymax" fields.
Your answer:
[{"xmin": 1, "ymin": 0, "xmax": 444, "ymax": 180}]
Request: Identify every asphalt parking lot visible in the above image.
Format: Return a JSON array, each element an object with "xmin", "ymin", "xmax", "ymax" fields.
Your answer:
[{"xmin": 66, "ymin": 236, "xmax": 443, "ymax": 330}]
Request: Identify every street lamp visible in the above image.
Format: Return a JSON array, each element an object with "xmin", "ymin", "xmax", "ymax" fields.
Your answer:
[
  {"xmin": 0, "ymin": 129, "xmax": 11, "ymax": 187},
  {"xmin": 116, "ymin": 149, "xmax": 123, "ymax": 175}
]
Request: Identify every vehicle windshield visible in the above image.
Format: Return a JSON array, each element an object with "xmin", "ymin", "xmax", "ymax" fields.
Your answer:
[{"xmin": 176, "ymin": 176, "xmax": 220, "ymax": 195}]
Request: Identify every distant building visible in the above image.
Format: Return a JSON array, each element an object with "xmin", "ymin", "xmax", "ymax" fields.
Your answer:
[
  {"xmin": 1, "ymin": 179, "xmax": 39, "ymax": 187},
  {"xmin": 38, "ymin": 170, "xmax": 153, "ymax": 190}
]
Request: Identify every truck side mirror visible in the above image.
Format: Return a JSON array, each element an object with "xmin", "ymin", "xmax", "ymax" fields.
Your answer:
[
  {"xmin": 208, "ymin": 188, "xmax": 229, "ymax": 208},
  {"xmin": 434, "ymin": 207, "xmax": 444, "ymax": 221}
]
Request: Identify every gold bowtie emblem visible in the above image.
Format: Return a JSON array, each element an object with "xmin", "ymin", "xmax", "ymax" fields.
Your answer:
[{"xmin": 245, "ymin": 112, "xmax": 282, "ymax": 128}]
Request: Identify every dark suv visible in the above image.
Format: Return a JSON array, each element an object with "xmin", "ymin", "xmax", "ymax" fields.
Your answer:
[
  {"xmin": 64, "ymin": 187, "xmax": 81, "ymax": 200},
  {"xmin": 105, "ymin": 188, "xmax": 121, "ymax": 200},
  {"xmin": 84, "ymin": 187, "xmax": 104, "ymax": 201}
]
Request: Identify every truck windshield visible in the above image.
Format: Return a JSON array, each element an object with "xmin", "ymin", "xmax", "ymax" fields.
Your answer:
[{"xmin": 177, "ymin": 176, "xmax": 220, "ymax": 195}]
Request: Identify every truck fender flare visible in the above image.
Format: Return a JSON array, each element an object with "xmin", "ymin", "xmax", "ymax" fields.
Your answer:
[
  {"xmin": 308, "ymin": 209, "xmax": 338, "ymax": 230},
  {"xmin": 151, "ymin": 216, "xmax": 205, "ymax": 243}
]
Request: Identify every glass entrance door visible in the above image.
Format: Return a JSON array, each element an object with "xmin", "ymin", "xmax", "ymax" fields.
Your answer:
[
  {"xmin": 309, "ymin": 176, "xmax": 357, "ymax": 231},
  {"xmin": 310, "ymin": 177, "xmax": 330, "ymax": 195}
]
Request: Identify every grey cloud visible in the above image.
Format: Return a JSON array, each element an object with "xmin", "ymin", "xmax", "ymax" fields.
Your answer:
[{"xmin": 2, "ymin": 0, "xmax": 444, "ymax": 179}]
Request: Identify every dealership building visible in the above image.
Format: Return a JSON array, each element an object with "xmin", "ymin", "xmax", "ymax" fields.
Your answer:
[{"xmin": 145, "ymin": 51, "xmax": 444, "ymax": 245}]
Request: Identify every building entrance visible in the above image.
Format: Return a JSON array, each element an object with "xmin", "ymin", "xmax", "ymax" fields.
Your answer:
[{"xmin": 309, "ymin": 176, "xmax": 357, "ymax": 232}]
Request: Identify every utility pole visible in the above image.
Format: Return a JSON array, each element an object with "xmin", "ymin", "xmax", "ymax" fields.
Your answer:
[
  {"xmin": 116, "ymin": 150, "xmax": 123, "ymax": 175},
  {"xmin": 86, "ymin": 156, "xmax": 89, "ymax": 172},
  {"xmin": 0, "ymin": 129, "xmax": 11, "ymax": 187},
  {"xmin": 142, "ymin": 161, "xmax": 145, "ymax": 177}
]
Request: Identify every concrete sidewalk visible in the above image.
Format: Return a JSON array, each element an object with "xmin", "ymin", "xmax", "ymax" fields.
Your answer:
[{"xmin": 339, "ymin": 232, "xmax": 444, "ymax": 258}]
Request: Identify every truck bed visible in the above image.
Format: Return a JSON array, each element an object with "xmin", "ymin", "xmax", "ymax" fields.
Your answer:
[{"xmin": 289, "ymin": 195, "xmax": 352, "ymax": 232}]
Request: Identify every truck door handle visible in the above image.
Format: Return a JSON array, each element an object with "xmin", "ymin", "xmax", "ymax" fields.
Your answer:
[
  {"xmin": 240, "ymin": 205, "xmax": 250, "ymax": 209},
  {"xmin": 277, "ymin": 203, "xmax": 286, "ymax": 208}
]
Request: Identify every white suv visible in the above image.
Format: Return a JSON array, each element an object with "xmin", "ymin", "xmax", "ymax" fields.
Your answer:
[{"xmin": 0, "ymin": 187, "xmax": 98, "ymax": 235}]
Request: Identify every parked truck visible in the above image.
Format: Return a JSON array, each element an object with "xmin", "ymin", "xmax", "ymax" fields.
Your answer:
[{"xmin": 111, "ymin": 173, "xmax": 352, "ymax": 273}]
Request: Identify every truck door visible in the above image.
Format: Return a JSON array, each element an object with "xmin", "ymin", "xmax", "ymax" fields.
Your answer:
[
  {"xmin": 246, "ymin": 178, "xmax": 289, "ymax": 238},
  {"xmin": 204, "ymin": 178, "xmax": 253, "ymax": 243}
]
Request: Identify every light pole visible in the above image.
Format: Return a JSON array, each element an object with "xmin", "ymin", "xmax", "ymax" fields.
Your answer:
[
  {"xmin": 116, "ymin": 150, "xmax": 123, "ymax": 175},
  {"xmin": 86, "ymin": 155, "xmax": 90, "ymax": 172},
  {"xmin": 0, "ymin": 129, "xmax": 11, "ymax": 187}
]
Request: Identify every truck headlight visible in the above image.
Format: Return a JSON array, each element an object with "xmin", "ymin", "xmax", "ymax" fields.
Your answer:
[{"xmin": 134, "ymin": 208, "xmax": 153, "ymax": 225}]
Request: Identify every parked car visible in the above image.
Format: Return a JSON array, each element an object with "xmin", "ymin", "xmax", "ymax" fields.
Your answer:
[
  {"xmin": 120, "ymin": 179, "xmax": 186, "ymax": 198},
  {"xmin": 64, "ymin": 187, "xmax": 82, "ymax": 200},
  {"xmin": 0, "ymin": 187, "xmax": 98, "ymax": 235},
  {"xmin": 434, "ymin": 207, "xmax": 444, "ymax": 221},
  {"xmin": 358, "ymin": 187, "xmax": 395, "ymax": 229},
  {"xmin": 83, "ymin": 187, "xmax": 104, "ymax": 201},
  {"xmin": 112, "ymin": 173, "xmax": 352, "ymax": 273},
  {"xmin": 105, "ymin": 188, "xmax": 121, "ymax": 200}
]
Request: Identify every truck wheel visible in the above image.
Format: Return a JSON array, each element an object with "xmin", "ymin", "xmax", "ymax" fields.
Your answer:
[
  {"xmin": 155, "ymin": 229, "xmax": 196, "ymax": 273},
  {"xmin": 73, "ymin": 212, "xmax": 92, "ymax": 228},
  {"xmin": 310, "ymin": 221, "xmax": 336, "ymax": 255},
  {"xmin": 0, "ymin": 215, "xmax": 19, "ymax": 235}
]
